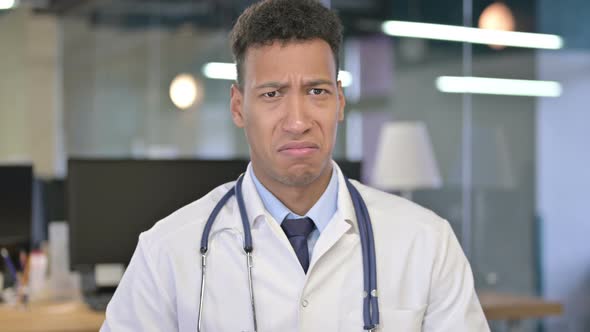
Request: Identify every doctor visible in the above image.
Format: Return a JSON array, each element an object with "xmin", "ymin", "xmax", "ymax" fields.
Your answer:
[{"xmin": 102, "ymin": 0, "xmax": 490, "ymax": 331}]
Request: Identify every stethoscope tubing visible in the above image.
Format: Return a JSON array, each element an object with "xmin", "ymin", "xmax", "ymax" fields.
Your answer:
[
  {"xmin": 198, "ymin": 174, "xmax": 379, "ymax": 331},
  {"xmin": 345, "ymin": 180, "xmax": 379, "ymax": 330}
]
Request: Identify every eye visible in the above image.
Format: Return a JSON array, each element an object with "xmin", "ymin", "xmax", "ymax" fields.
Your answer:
[
  {"xmin": 262, "ymin": 91, "xmax": 280, "ymax": 98},
  {"xmin": 309, "ymin": 88, "xmax": 327, "ymax": 95}
]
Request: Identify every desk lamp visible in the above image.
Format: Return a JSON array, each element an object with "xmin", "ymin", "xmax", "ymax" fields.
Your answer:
[{"xmin": 372, "ymin": 121, "xmax": 442, "ymax": 200}]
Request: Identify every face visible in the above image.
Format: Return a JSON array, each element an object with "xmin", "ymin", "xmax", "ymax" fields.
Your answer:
[{"xmin": 230, "ymin": 39, "xmax": 345, "ymax": 188}]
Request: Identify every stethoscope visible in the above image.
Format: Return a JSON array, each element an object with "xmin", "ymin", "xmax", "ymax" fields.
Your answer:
[{"xmin": 198, "ymin": 174, "xmax": 380, "ymax": 331}]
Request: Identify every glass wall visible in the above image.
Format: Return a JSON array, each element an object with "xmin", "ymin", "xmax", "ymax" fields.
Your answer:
[
  {"xmin": 59, "ymin": 1, "xmax": 544, "ymax": 329},
  {"xmin": 61, "ymin": 2, "xmax": 242, "ymax": 159},
  {"xmin": 60, "ymin": 0, "xmax": 543, "ymax": 306}
]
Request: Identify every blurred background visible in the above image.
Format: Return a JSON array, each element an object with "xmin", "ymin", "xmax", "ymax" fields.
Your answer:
[{"xmin": 0, "ymin": 0, "xmax": 588, "ymax": 331}]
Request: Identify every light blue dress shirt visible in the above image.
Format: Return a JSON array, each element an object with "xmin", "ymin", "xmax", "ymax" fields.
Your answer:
[{"xmin": 249, "ymin": 165, "xmax": 339, "ymax": 258}]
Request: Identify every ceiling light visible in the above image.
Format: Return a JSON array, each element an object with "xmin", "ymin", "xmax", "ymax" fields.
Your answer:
[
  {"xmin": 479, "ymin": 2, "xmax": 515, "ymax": 32},
  {"xmin": 436, "ymin": 76, "xmax": 562, "ymax": 97},
  {"xmin": 0, "ymin": 0, "xmax": 18, "ymax": 10},
  {"xmin": 202, "ymin": 62, "xmax": 353, "ymax": 87},
  {"xmin": 202, "ymin": 62, "xmax": 236, "ymax": 80},
  {"xmin": 478, "ymin": 2, "xmax": 516, "ymax": 49},
  {"xmin": 169, "ymin": 73, "xmax": 201, "ymax": 110},
  {"xmin": 382, "ymin": 20, "xmax": 563, "ymax": 50},
  {"xmin": 338, "ymin": 71, "xmax": 353, "ymax": 88}
]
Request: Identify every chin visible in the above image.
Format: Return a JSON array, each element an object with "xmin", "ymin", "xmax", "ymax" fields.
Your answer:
[
  {"xmin": 276, "ymin": 172, "xmax": 317, "ymax": 187},
  {"xmin": 277, "ymin": 160, "xmax": 331, "ymax": 187}
]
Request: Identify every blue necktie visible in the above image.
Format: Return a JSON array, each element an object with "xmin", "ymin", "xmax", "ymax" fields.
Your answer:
[{"xmin": 281, "ymin": 217, "xmax": 315, "ymax": 273}]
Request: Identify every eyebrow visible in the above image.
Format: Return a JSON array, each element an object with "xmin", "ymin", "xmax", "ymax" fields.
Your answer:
[
  {"xmin": 254, "ymin": 81, "xmax": 286, "ymax": 90},
  {"xmin": 254, "ymin": 79, "xmax": 335, "ymax": 90},
  {"xmin": 303, "ymin": 79, "xmax": 335, "ymax": 87}
]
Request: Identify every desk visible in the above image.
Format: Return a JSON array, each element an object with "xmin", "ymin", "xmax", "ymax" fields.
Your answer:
[
  {"xmin": 479, "ymin": 291, "xmax": 563, "ymax": 332},
  {"xmin": 479, "ymin": 291, "xmax": 563, "ymax": 321},
  {"xmin": 0, "ymin": 301, "xmax": 104, "ymax": 332},
  {"xmin": 0, "ymin": 292, "xmax": 562, "ymax": 332}
]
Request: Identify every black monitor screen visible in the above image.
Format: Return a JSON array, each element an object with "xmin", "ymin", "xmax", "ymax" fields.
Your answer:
[
  {"xmin": 68, "ymin": 159, "xmax": 361, "ymax": 268},
  {"xmin": 68, "ymin": 159, "xmax": 250, "ymax": 268},
  {"xmin": 0, "ymin": 165, "xmax": 33, "ymax": 246}
]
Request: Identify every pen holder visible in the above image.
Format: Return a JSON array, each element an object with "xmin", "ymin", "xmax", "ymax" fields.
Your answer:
[{"xmin": 48, "ymin": 221, "xmax": 81, "ymax": 300}]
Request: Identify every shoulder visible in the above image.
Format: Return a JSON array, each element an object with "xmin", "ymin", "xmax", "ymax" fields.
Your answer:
[
  {"xmin": 350, "ymin": 180, "xmax": 453, "ymax": 240},
  {"xmin": 138, "ymin": 181, "xmax": 237, "ymax": 252}
]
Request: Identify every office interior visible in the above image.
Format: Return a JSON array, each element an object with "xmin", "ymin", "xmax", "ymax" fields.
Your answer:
[{"xmin": 0, "ymin": 0, "xmax": 588, "ymax": 331}]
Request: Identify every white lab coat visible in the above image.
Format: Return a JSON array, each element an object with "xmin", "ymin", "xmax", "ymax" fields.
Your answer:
[{"xmin": 102, "ymin": 163, "xmax": 490, "ymax": 332}]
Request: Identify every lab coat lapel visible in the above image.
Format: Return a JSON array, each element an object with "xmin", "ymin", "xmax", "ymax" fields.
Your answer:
[
  {"xmin": 240, "ymin": 168, "xmax": 305, "ymax": 273},
  {"xmin": 308, "ymin": 214, "xmax": 353, "ymax": 270},
  {"xmin": 257, "ymin": 210, "xmax": 308, "ymax": 277},
  {"xmin": 308, "ymin": 164, "xmax": 360, "ymax": 272}
]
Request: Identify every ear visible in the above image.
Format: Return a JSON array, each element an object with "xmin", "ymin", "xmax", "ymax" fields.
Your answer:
[
  {"xmin": 230, "ymin": 84, "xmax": 245, "ymax": 128},
  {"xmin": 337, "ymin": 80, "xmax": 346, "ymax": 122}
]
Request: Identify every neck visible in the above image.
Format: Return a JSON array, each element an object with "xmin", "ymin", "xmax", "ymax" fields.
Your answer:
[{"xmin": 252, "ymin": 163, "xmax": 333, "ymax": 216}]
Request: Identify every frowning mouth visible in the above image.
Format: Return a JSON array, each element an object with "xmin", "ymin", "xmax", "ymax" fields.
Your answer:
[{"xmin": 277, "ymin": 142, "xmax": 319, "ymax": 157}]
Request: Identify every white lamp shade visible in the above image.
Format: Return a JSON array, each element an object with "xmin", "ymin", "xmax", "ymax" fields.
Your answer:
[{"xmin": 372, "ymin": 121, "xmax": 442, "ymax": 191}]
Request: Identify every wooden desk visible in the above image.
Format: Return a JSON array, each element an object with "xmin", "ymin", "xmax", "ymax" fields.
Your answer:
[
  {"xmin": 0, "ymin": 301, "xmax": 104, "ymax": 332},
  {"xmin": 479, "ymin": 291, "xmax": 563, "ymax": 321},
  {"xmin": 0, "ymin": 292, "xmax": 562, "ymax": 332}
]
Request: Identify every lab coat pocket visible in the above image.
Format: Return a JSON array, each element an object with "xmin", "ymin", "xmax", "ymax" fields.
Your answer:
[{"xmin": 379, "ymin": 306, "xmax": 426, "ymax": 332}]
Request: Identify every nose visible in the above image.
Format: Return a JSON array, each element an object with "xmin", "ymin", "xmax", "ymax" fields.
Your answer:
[{"xmin": 281, "ymin": 94, "xmax": 311, "ymax": 135}]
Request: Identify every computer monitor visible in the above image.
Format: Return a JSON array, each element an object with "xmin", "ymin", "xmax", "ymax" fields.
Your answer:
[
  {"xmin": 41, "ymin": 179, "xmax": 66, "ymax": 224},
  {"xmin": 338, "ymin": 160, "xmax": 362, "ymax": 181},
  {"xmin": 68, "ymin": 159, "xmax": 247, "ymax": 269},
  {"xmin": 67, "ymin": 159, "xmax": 362, "ymax": 270},
  {"xmin": 0, "ymin": 165, "xmax": 33, "ymax": 247}
]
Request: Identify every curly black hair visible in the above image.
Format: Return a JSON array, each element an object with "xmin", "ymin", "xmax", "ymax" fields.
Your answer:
[{"xmin": 230, "ymin": 0, "xmax": 343, "ymax": 87}]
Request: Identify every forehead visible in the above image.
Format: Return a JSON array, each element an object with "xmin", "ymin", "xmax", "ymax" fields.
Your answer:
[{"xmin": 242, "ymin": 39, "xmax": 337, "ymax": 86}]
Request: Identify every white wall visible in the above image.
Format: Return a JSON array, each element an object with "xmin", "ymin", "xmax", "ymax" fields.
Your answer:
[
  {"xmin": 537, "ymin": 50, "xmax": 590, "ymax": 332},
  {"xmin": 0, "ymin": 8, "xmax": 64, "ymax": 177},
  {"xmin": 0, "ymin": 9, "xmax": 29, "ymax": 162}
]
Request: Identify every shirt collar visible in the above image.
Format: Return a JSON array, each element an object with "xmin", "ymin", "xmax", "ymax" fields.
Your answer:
[
  {"xmin": 240, "ymin": 164, "xmax": 268, "ymax": 226},
  {"xmin": 334, "ymin": 163, "xmax": 359, "ymax": 233},
  {"xmin": 248, "ymin": 162, "xmax": 339, "ymax": 233}
]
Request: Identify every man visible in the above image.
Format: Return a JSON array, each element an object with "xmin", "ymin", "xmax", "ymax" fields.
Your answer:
[{"xmin": 102, "ymin": 0, "xmax": 490, "ymax": 331}]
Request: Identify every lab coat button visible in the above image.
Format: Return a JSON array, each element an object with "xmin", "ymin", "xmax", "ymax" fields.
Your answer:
[{"xmin": 301, "ymin": 299, "xmax": 309, "ymax": 307}]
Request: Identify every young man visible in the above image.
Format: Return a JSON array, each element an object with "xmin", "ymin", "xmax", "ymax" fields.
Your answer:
[{"xmin": 102, "ymin": 0, "xmax": 490, "ymax": 331}]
